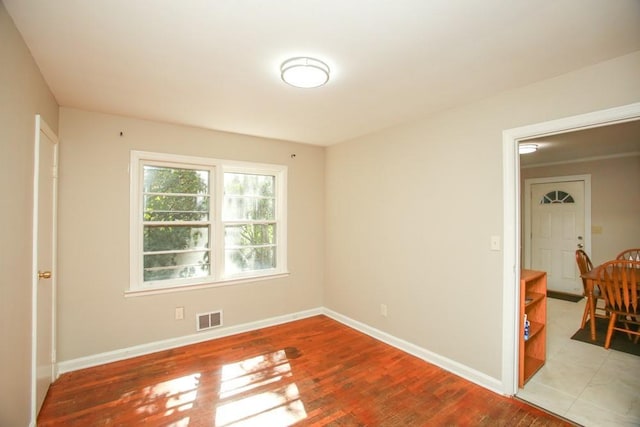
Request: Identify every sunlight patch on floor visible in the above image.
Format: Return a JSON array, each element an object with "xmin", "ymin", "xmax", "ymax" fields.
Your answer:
[
  {"xmin": 215, "ymin": 349, "xmax": 307, "ymax": 426},
  {"xmin": 134, "ymin": 373, "xmax": 200, "ymax": 417},
  {"xmin": 219, "ymin": 350, "xmax": 293, "ymax": 399}
]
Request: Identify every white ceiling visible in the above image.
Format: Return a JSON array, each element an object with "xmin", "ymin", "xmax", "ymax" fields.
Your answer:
[{"xmin": 4, "ymin": 0, "xmax": 640, "ymax": 146}]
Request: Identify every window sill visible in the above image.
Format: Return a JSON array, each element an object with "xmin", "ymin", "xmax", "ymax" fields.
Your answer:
[{"xmin": 124, "ymin": 272, "xmax": 290, "ymax": 298}]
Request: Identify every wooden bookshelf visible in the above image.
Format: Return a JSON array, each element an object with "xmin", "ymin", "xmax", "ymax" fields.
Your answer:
[{"xmin": 519, "ymin": 269, "xmax": 547, "ymax": 388}]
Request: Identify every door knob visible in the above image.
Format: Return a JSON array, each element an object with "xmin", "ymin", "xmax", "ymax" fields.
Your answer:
[
  {"xmin": 38, "ymin": 271, "xmax": 52, "ymax": 280},
  {"xmin": 577, "ymin": 243, "xmax": 584, "ymax": 249}
]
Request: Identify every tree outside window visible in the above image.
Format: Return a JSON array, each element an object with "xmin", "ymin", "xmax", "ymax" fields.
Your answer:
[
  {"xmin": 143, "ymin": 165, "xmax": 210, "ymax": 282},
  {"xmin": 223, "ymin": 173, "xmax": 277, "ymax": 274}
]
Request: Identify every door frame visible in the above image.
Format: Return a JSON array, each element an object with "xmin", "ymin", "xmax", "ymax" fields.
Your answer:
[
  {"xmin": 31, "ymin": 115, "xmax": 59, "ymax": 423},
  {"xmin": 523, "ymin": 175, "xmax": 592, "ymax": 274},
  {"xmin": 500, "ymin": 101, "xmax": 640, "ymax": 396}
]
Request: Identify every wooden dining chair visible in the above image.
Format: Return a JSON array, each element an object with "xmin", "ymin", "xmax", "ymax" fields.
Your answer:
[
  {"xmin": 576, "ymin": 249, "xmax": 607, "ymax": 329},
  {"xmin": 616, "ymin": 248, "xmax": 640, "ymax": 262},
  {"xmin": 596, "ymin": 260, "xmax": 640, "ymax": 349}
]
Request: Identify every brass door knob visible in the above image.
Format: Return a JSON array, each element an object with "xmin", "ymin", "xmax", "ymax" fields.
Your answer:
[{"xmin": 38, "ymin": 271, "xmax": 52, "ymax": 280}]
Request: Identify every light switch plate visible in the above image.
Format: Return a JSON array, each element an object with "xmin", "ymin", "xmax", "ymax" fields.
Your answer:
[{"xmin": 490, "ymin": 235, "xmax": 501, "ymax": 251}]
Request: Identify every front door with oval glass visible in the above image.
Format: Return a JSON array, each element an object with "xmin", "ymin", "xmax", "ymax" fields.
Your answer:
[{"xmin": 529, "ymin": 180, "xmax": 585, "ymax": 295}]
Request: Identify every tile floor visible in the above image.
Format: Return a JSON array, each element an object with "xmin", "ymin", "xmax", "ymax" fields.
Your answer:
[{"xmin": 517, "ymin": 297, "xmax": 640, "ymax": 427}]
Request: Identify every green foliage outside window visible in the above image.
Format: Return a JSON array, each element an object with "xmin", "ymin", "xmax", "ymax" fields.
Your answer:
[
  {"xmin": 143, "ymin": 165, "xmax": 209, "ymax": 281},
  {"xmin": 224, "ymin": 173, "xmax": 276, "ymax": 273}
]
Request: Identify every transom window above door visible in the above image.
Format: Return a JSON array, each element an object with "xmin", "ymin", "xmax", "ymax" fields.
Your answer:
[{"xmin": 540, "ymin": 190, "xmax": 575, "ymax": 204}]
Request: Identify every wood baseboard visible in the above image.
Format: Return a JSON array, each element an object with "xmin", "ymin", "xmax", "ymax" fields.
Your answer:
[{"xmin": 56, "ymin": 307, "xmax": 323, "ymax": 375}]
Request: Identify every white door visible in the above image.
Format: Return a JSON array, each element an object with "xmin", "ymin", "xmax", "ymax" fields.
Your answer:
[
  {"xmin": 527, "ymin": 179, "xmax": 586, "ymax": 294},
  {"xmin": 31, "ymin": 115, "xmax": 58, "ymax": 420}
]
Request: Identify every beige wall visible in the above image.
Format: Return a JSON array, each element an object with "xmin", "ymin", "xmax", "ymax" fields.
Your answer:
[
  {"xmin": 522, "ymin": 155, "xmax": 640, "ymax": 265},
  {"xmin": 3, "ymin": 1, "xmax": 639, "ymax": 416},
  {"xmin": 325, "ymin": 51, "xmax": 640, "ymax": 380},
  {"xmin": 0, "ymin": 2, "xmax": 59, "ymax": 425},
  {"xmin": 57, "ymin": 108, "xmax": 325, "ymax": 361}
]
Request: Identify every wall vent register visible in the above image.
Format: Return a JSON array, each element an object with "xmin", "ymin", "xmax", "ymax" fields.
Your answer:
[{"xmin": 197, "ymin": 310, "xmax": 223, "ymax": 331}]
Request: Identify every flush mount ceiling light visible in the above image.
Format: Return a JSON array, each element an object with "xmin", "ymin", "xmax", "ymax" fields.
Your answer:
[
  {"xmin": 281, "ymin": 57, "xmax": 330, "ymax": 88},
  {"xmin": 519, "ymin": 144, "xmax": 538, "ymax": 154}
]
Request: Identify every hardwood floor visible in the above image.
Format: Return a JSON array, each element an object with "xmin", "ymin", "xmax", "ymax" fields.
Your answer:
[{"xmin": 38, "ymin": 315, "xmax": 572, "ymax": 426}]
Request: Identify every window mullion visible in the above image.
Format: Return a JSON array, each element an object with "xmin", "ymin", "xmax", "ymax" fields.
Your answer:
[
  {"xmin": 214, "ymin": 165, "xmax": 225, "ymax": 282},
  {"xmin": 143, "ymin": 248, "xmax": 210, "ymax": 256},
  {"xmin": 221, "ymin": 220, "xmax": 276, "ymax": 226},
  {"xmin": 144, "ymin": 191, "xmax": 211, "ymax": 197},
  {"xmin": 144, "ymin": 220, "xmax": 210, "ymax": 226}
]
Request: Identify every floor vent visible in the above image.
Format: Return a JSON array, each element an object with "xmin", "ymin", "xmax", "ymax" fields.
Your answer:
[{"xmin": 196, "ymin": 310, "xmax": 223, "ymax": 332}]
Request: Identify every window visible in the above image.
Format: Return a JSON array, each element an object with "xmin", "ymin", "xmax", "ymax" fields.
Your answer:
[
  {"xmin": 130, "ymin": 151, "xmax": 287, "ymax": 293},
  {"xmin": 142, "ymin": 163, "xmax": 212, "ymax": 283},
  {"xmin": 223, "ymin": 172, "xmax": 277, "ymax": 275},
  {"xmin": 540, "ymin": 190, "xmax": 575, "ymax": 204}
]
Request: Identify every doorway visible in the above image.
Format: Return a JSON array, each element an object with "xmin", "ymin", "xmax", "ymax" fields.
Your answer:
[{"xmin": 500, "ymin": 101, "xmax": 640, "ymax": 397}]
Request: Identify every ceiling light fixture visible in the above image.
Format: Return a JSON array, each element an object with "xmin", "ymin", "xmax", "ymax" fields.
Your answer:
[
  {"xmin": 281, "ymin": 57, "xmax": 330, "ymax": 88},
  {"xmin": 519, "ymin": 144, "xmax": 538, "ymax": 154}
]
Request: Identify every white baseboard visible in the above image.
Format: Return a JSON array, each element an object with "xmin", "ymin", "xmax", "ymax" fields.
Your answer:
[
  {"xmin": 57, "ymin": 307, "xmax": 323, "ymax": 375},
  {"xmin": 322, "ymin": 308, "xmax": 505, "ymax": 395},
  {"xmin": 57, "ymin": 306, "xmax": 504, "ymax": 396}
]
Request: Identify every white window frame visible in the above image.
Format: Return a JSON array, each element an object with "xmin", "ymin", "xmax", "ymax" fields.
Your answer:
[{"xmin": 129, "ymin": 150, "xmax": 288, "ymax": 295}]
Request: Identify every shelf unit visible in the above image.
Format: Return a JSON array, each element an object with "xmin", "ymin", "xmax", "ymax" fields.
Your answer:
[{"xmin": 519, "ymin": 269, "xmax": 547, "ymax": 388}]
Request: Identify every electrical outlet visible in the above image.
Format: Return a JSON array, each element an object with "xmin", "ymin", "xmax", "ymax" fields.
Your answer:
[
  {"xmin": 380, "ymin": 304, "xmax": 388, "ymax": 317},
  {"xmin": 175, "ymin": 306, "xmax": 184, "ymax": 320}
]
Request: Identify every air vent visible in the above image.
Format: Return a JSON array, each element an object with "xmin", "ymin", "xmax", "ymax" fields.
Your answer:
[{"xmin": 196, "ymin": 310, "xmax": 223, "ymax": 332}]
